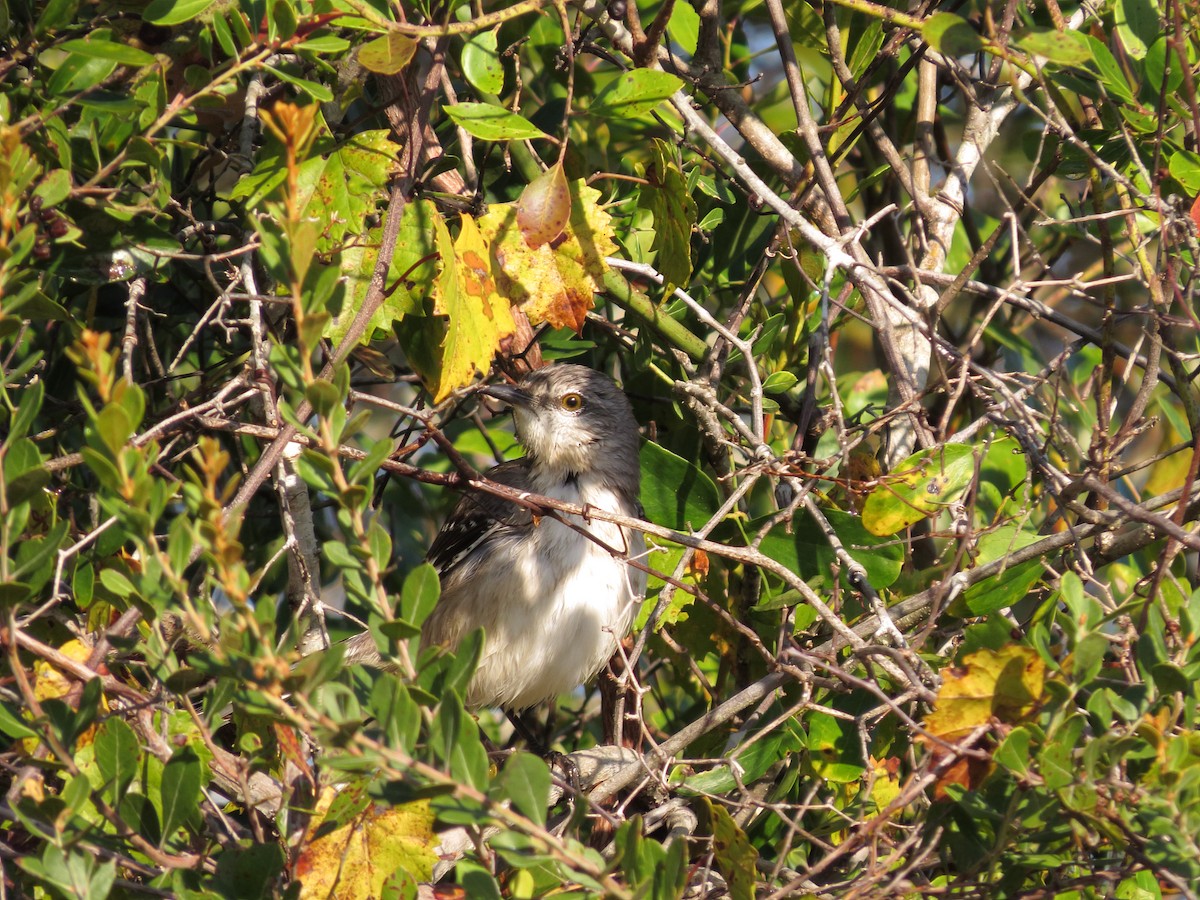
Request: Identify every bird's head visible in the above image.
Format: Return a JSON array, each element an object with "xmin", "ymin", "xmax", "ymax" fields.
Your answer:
[{"xmin": 482, "ymin": 365, "xmax": 640, "ymax": 488}]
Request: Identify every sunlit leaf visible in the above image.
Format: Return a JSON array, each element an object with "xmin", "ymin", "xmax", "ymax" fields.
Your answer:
[
  {"xmin": 591, "ymin": 69, "xmax": 683, "ymax": 118},
  {"xmin": 922, "ymin": 12, "xmax": 981, "ymax": 56},
  {"xmin": 516, "ymin": 160, "xmax": 570, "ymax": 249},
  {"xmin": 427, "ymin": 213, "xmax": 516, "ymax": 400},
  {"xmin": 477, "ymin": 179, "xmax": 616, "ymax": 331},
  {"xmin": 443, "ymin": 102, "xmax": 548, "ymax": 141},
  {"xmin": 861, "ymin": 444, "xmax": 974, "ymax": 536},
  {"xmin": 462, "ymin": 28, "xmax": 504, "ymax": 94},
  {"xmin": 295, "ymin": 787, "xmax": 436, "ymax": 897}
]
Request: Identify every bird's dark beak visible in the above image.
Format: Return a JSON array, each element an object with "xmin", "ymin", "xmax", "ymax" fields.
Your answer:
[{"xmin": 480, "ymin": 382, "xmax": 532, "ymax": 408}]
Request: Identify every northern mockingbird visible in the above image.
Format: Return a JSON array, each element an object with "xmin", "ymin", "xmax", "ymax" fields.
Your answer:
[{"xmin": 344, "ymin": 364, "xmax": 646, "ymax": 711}]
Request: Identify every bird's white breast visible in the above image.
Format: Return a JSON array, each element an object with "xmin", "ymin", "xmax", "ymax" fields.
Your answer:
[{"xmin": 442, "ymin": 474, "xmax": 645, "ymax": 711}]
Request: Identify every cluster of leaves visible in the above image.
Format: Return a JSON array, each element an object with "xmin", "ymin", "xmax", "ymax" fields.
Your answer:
[{"xmin": 3, "ymin": 0, "xmax": 1200, "ymax": 897}]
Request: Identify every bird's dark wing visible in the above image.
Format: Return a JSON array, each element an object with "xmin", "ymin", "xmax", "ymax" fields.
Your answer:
[{"xmin": 426, "ymin": 459, "xmax": 535, "ymax": 577}]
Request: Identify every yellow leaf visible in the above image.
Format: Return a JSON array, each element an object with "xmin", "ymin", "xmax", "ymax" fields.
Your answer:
[
  {"xmin": 477, "ymin": 179, "xmax": 616, "ymax": 332},
  {"xmin": 923, "ymin": 646, "xmax": 1045, "ymax": 742},
  {"xmin": 24, "ymin": 639, "xmax": 108, "ymax": 752},
  {"xmin": 428, "ymin": 213, "xmax": 515, "ymax": 401},
  {"xmin": 296, "ymin": 785, "xmax": 436, "ymax": 898}
]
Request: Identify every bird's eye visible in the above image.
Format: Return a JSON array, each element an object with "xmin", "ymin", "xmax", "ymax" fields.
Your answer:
[{"xmin": 559, "ymin": 392, "xmax": 585, "ymax": 412}]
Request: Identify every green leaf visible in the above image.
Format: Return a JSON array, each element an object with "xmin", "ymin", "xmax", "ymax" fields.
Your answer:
[
  {"xmin": 1114, "ymin": 0, "xmax": 1158, "ymax": 60},
  {"xmin": 636, "ymin": 139, "xmax": 695, "ymax": 290},
  {"xmin": 433, "ymin": 694, "xmax": 489, "ymax": 790},
  {"xmin": 758, "ymin": 508, "xmax": 902, "ymax": 592},
  {"xmin": 369, "ymin": 679, "xmax": 422, "ymax": 751},
  {"xmin": 496, "ymin": 752, "xmax": 551, "ymax": 827},
  {"xmin": 401, "ymin": 562, "xmax": 441, "ymax": 628},
  {"xmin": 270, "ymin": 0, "xmax": 297, "ymax": 41},
  {"xmin": 305, "ymin": 379, "xmax": 341, "ymax": 416},
  {"xmin": 1144, "ymin": 36, "xmax": 1183, "ymax": 95},
  {"xmin": 0, "ymin": 582, "xmax": 32, "ymax": 606},
  {"xmin": 668, "ymin": 1, "xmax": 700, "ymax": 54},
  {"xmin": 265, "ymin": 64, "xmax": 333, "ymax": 102},
  {"xmin": 13, "ymin": 520, "xmax": 68, "ymax": 591},
  {"xmin": 591, "ymin": 69, "xmax": 683, "ymax": 118},
  {"xmin": 159, "ymin": 747, "xmax": 202, "ymax": 843},
  {"xmin": 8, "ymin": 381, "xmax": 44, "ymax": 442},
  {"xmin": 956, "ymin": 526, "xmax": 1044, "ymax": 616},
  {"xmin": 706, "ymin": 800, "xmax": 758, "ymax": 900},
  {"xmin": 0, "ymin": 702, "xmax": 38, "ymax": 739},
  {"xmin": 462, "ymin": 29, "xmax": 504, "ymax": 94},
  {"xmin": 861, "ymin": 443, "xmax": 975, "ymax": 536},
  {"xmin": 35, "ymin": 0, "xmax": 79, "ymax": 35},
  {"xmin": 762, "ymin": 371, "xmax": 798, "ymax": 394},
  {"xmin": 639, "ymin": 441, "xmax": 721, "ymax": 531},
  {"xmin": 4, "ymin": 437, "xmax": 50, "ymax": 506},
  {"xmin": 806, "ymin": 711, "xmax": 866, "ymax": 782},
  {"xmin": 33, "ymin": 170, "xmax": 72, "ymax": 209},
  {"xmin": 921, "ymin": 12, "xmax": 982, "ymax": 56},
  {"xmin": 358, "ymin": 32, "xmax": 417, "ymax": 75},
  {"xmin": 94, "ymin": 717, "xmax": 139, "ymax": 799},
  {"xmin": 1087, "ymin": 36, "xmax": 1136, "ymax": 104},
  {"xmin": 1169, "ymin": 150, "xmax": 1200, "ymax": 193},
  {"xmin": 142, "ymin": 0, "xmax": 215, "ymax": 26},
  {"xmin": 1014, "ymin": 27, "xmax": 1092, "ymax": 66},
  {"xmin": 994, "ymin": 725, "xmax": 1035, "ymax": 778},
  {"xmin": 680, "ymin": 723, "xmax": 803, "ymax": 795},
  {"xmin": 443, "ymin": 102, "xmax": 549, "ymax": 141},
  {"xmin": 58, "ymin": 36, "xmax": 156, "ymax": 66},
  {"xmin": 443, "ymin": 628, "xmax": 483, "ymax": 698},
  {"xmin": 93, "ymin": 403, "xmax": 133, "ymax": 457}
]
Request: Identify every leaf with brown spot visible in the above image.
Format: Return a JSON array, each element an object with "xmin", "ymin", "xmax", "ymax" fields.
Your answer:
[
  {"xmin": 426, "ymin": 214, "xmax": 515, "ymax": 401},
  {"xmin": 357, "ymin": 32, "xmax": 417, "ymax": 74},
  {"xmin": 295, "ymin": 785, "xmax": 436, "ymax": 898},
  {"xmin": 477, "ymin": 179, "xmax": 616, "ymax": 333},
  {"xmin": 704, "ymin": 799, "xmax": 758, "ymax": 900},
  {"xmin": 922, "ymin": 646, "xmax": 1045, "ymax": 743}
]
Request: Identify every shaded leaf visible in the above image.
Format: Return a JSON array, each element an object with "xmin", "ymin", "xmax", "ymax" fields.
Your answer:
[
  {"xmin": 637, "ymin": 139, "xmax": 695, "ymax": 289},
  {"xmin": 357, "ymin": 32, "xmax": 416, "ymax": 74},
  {"xmin": 640, "ymin": 441, "xmax": 722, "ymax": 531}
]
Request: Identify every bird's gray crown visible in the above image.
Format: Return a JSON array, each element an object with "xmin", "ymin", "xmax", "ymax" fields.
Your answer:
[{"xmin": 483, "ymin": 365, "xmax": 640, "ymax": 490}]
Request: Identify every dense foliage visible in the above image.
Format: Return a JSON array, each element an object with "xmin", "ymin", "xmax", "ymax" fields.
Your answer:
[{"xmin": 3, "ymin": 0, "xmax": 1200, "ymax": 896}]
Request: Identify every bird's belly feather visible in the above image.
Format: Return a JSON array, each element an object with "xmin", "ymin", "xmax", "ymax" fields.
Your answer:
[{"xmin": 425, "ymin": 481, "xmax": 645, "ymax": 710}]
